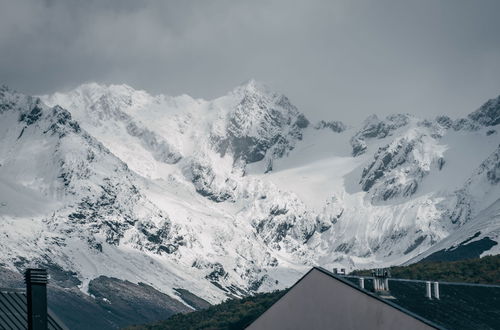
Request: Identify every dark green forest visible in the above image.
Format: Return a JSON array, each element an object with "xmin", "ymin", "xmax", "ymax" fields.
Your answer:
[
  {"xmin": 126, "ymin": 290, "xmax": 286, "ymax": 330},
  {"xmin": 351, "ymin": 254, "xmax": 500, "ymax": 284},
  {"xmin": 127, "ymin": 255, "xmax": 500, "ymax": 329}
]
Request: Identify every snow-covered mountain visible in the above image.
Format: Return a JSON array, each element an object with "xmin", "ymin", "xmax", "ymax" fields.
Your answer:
[{"xmin": 1, "ymin": 81, "xmax": 499, "ymax": 310}]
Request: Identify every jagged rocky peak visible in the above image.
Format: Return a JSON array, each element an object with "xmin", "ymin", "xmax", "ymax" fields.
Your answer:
[
  {"xmin": 468, "ymin": 94, "xmax": 500, "ymax": 127},
  {"xmin": 43, "ymin": 82, "xmax": 152, "ymax": 123},
  {"xmin": 229, "ymin": 80, "xmax": 310, "ymax": 131},
  {"xmin": 435, "ymin": 115, "xmax": 453, "ymax": 129},
  {"xmin": 437, "ymin": 94, "xmax": 500, "ymax": 132},
  {"xmin": 3, "ymin": 82, "xmax": 500, "ymax": 315},
  {"xmin": 230, "ymin": 79, "xmax": 272, "ymax": 96},
  {"xmin": 0, "ymin": 87, "xmax": 81, "ymax": 138},
  {"xmin": 315, "ymin": 120, "xmax": 346, "ymax": 133},
  {"xmin": 1, "ymin": 87, "xmax": 180, "ymax": 256},
  {"xmin": 359, "ymin": 114, "xmax": 410, "ymax": 139},
  {"xmin": 43, "ymin": 83, "xmax": 183, "ymax": 165},
  {"xmin": 211, "ymin": 80, "xmax": 309, "ymax": 165},
  {"xmin": 350, "ymin": 113, "xmax": 411, "ymax": 156},
  {"xmin": 0, "ymin": 85, "xmax": 40, "ymax": 115}
]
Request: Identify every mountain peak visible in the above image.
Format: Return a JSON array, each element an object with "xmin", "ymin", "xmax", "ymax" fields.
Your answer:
[
  {"xmin": 232, "ymin": 79, "xmax": 272, "ymax": 97},
  {"xmin": 469, "ymin": 94, "xmax": 500, "ymax": 127},
  {"xmin": 70, "ymin": 82, "xmax": 145, "ymax": 100}
]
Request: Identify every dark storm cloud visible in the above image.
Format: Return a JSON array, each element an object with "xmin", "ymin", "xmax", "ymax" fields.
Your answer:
[{"xmin": 1, "ymin": 0, "xmax": 500, "ymax": 122}]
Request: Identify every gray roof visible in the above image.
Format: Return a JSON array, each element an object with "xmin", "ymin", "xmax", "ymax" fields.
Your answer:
[
  {"xmin": 314, "ymin": 268, "xmax": 443, "ymax": 329},
  {"xmin": 0, "ymin": 290, "xmax": 67, "ymax": 330},
  {"xmin": 339, "ymin": 272, "xmax": 500, "ymax": 330}
]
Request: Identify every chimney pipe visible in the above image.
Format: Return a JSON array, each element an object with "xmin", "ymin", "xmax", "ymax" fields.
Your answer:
[
  {"xmin": 25, "ymin": 269, "xmax": 48, "ymax": 330},
  {"xmin": 433, "ymin": 282, "xmax": 440, "ymax": 300},
  {"xmin": 425, "ymin": 281, "xmax": 432, "ymax": 300}
]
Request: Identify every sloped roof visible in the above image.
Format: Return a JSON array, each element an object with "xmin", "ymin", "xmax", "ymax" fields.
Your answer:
[
  {"xmin": 248, "ymin": 267, "xmax": 440, "ymax": 330},
  {"xmin": 250, "ymin": 267, "xmax": 500, "ymax": 330},
  {"xmin": 0, "ymin": 290, "xmax": 67, "ymax": 330},
  {"xmin": 313, "ymin": 267, "xmax": 442, "ymax": 329}
]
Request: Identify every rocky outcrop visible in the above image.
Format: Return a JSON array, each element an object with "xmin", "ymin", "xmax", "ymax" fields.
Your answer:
[
  {"xmin": 249, "ymin": 196, "xmax": 317, "ymax": 248},
  {"xmin": 212, "ymin": 82, "xmax": 309, "ymax": 165},
  {"xmin": 315, "ymin": 120, "xmax": 346, "ymax": 133},
  {"xmin": 360, "ymin": 138, "xmax": 419, "ymax": 200},
  {"xmin": 183, "ymin": 158, "xmax": 235, "ymax": 202},
  {"xmin": 468, "ymin": 95, "xmax": 500, "ymax": 127},
  {"xmin": 126, "ymin": 121, "xmax": 182, "ymax": 164},
  {"xmin": 359, "ymin": 128, "xmax": 446, "ymax": 202},
  {"xmin": 2, "ymin": 87, "xmax": 181, "ymax": 256},
  {"xmin": 350, "ymin": 114, "xmax": 410, "ymax": 156}
]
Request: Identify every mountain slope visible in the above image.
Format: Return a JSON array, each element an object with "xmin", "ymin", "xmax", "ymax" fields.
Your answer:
[{"xmin": 0, "ymin": 82, "xmax": 499, "ymax": 325}]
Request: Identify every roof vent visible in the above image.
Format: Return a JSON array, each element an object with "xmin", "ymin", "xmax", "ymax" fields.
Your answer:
[
  {"xmin": 426, "ymin": 281, "xmax": 440, "ymax": 300},
  {"xmin": 434, "ymin": 282, "xmax": 440, "ymax": 300},
  {"xmin": 359, "ymin": 277, "xmax": 365, "ymax": 289},
  {"xmin": 372, "ymin": 268, "xmax": 394, "ymax": 298}
]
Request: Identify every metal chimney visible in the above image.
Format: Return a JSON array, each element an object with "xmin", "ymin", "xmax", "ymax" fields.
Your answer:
[
  {"xmin": 372, "ymin": 268, "xmax": 391, "ymax": 293},
  {"xmin": 25, "ymin": 269, "xmax": 48, "ymax": 330}
]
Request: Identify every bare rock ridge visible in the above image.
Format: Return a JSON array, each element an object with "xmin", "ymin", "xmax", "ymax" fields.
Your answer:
[{"xmin": 0, "ymin": 82, "xmax": 499, "ymax": 328}]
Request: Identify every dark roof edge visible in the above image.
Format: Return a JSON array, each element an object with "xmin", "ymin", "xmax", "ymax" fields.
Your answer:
[
  {"xmin": 343, "ymin": 275, "xmax": 500, "ymax": 288},
  {"xmin": 245, "ymin": 267, "xmax": 317, "ymax": 329},
  {"xmin": 314, "ymin": 267, "xmax": 445, "ymax": 330},
  {"xmin": 48, "ymin": 308, "xmax": 69, "ymax": 330}
]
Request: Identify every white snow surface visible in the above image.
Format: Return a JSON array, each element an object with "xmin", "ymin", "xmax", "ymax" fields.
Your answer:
[{"xmin": 0, "ymin": 82, "xmax": 499, "ymax": 305}]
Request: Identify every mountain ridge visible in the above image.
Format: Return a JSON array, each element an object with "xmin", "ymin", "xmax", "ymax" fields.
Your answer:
[{"xmin": 1, "ymin": 82, "xmax": 499, "ymax": 317}]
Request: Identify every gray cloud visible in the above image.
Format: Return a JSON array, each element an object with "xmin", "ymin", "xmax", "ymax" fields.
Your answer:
[{"xmin": 1, "ymin": 0, "xmax": 500, "ymax": 122}]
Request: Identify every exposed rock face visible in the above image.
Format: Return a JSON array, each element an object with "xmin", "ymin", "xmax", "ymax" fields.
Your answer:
[
  {"xmin": 212, "ymin": 82, "xmax": 309, "ymax": 165},
  {"xmin": 484, "ymin": 147, "xmax": 500, "ymax": 185},
  {"xmin": 359, "ymin": 122, "xmax": 447, "ymax": 202},
  {"xmin": 126, "ymin": 122, "xmax": 182, "ymax": 164},
  {"xmin": 350, "ymin": 114, "xmax": 410, "ymax": 156},
  {"xmin": 315, "ymin": 197, "xmax": 344, "ymax": 233},
  {"xmin": 435, "ymin": 115, "xmax": 453, "ymax": 129},
  {"xmin": 469, "ymin": 95, "xmax": 500, "ymax": 126},
  {"xmin": 2, "ymin": 82, "xmax": 500, "ymax": 329},
  {"xmin": 1, "ymin": 87, "xmax": 182, "ymax": 265},
  {"xmin": 360, "ymin": 138, "xmax": 417, "ymax": 194},
  {"xmin": 315, "ymin": 120, "xmax": 346, "ymax": 133},
  {"xmin": 184, "ymin": 157, "xmax": 235, "ymax": 202},
  {"xmin": 42, "ymin": 83, "xmax": 183, "ymax": 167},
  {"xmin": 452, "ymin": 118, "xmax": 481, "ymax": 131},
  {"xmin": 467, "ymin": 145, "xmax": 500, "ymax": 187},
  {"xmin": 439, "ymin": 145, "xmax": 500, "ymax": 228}
]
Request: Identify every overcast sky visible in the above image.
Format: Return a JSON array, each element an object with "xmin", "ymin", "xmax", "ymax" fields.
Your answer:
[{"xmin": 1, "ymin": 0, "xmax": 499, "ymax": 123}]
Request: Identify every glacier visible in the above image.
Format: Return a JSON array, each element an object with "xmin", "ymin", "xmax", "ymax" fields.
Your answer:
[{"xmin": 0, "ymin": 81, "xmax": 499, "ymax": 307}]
